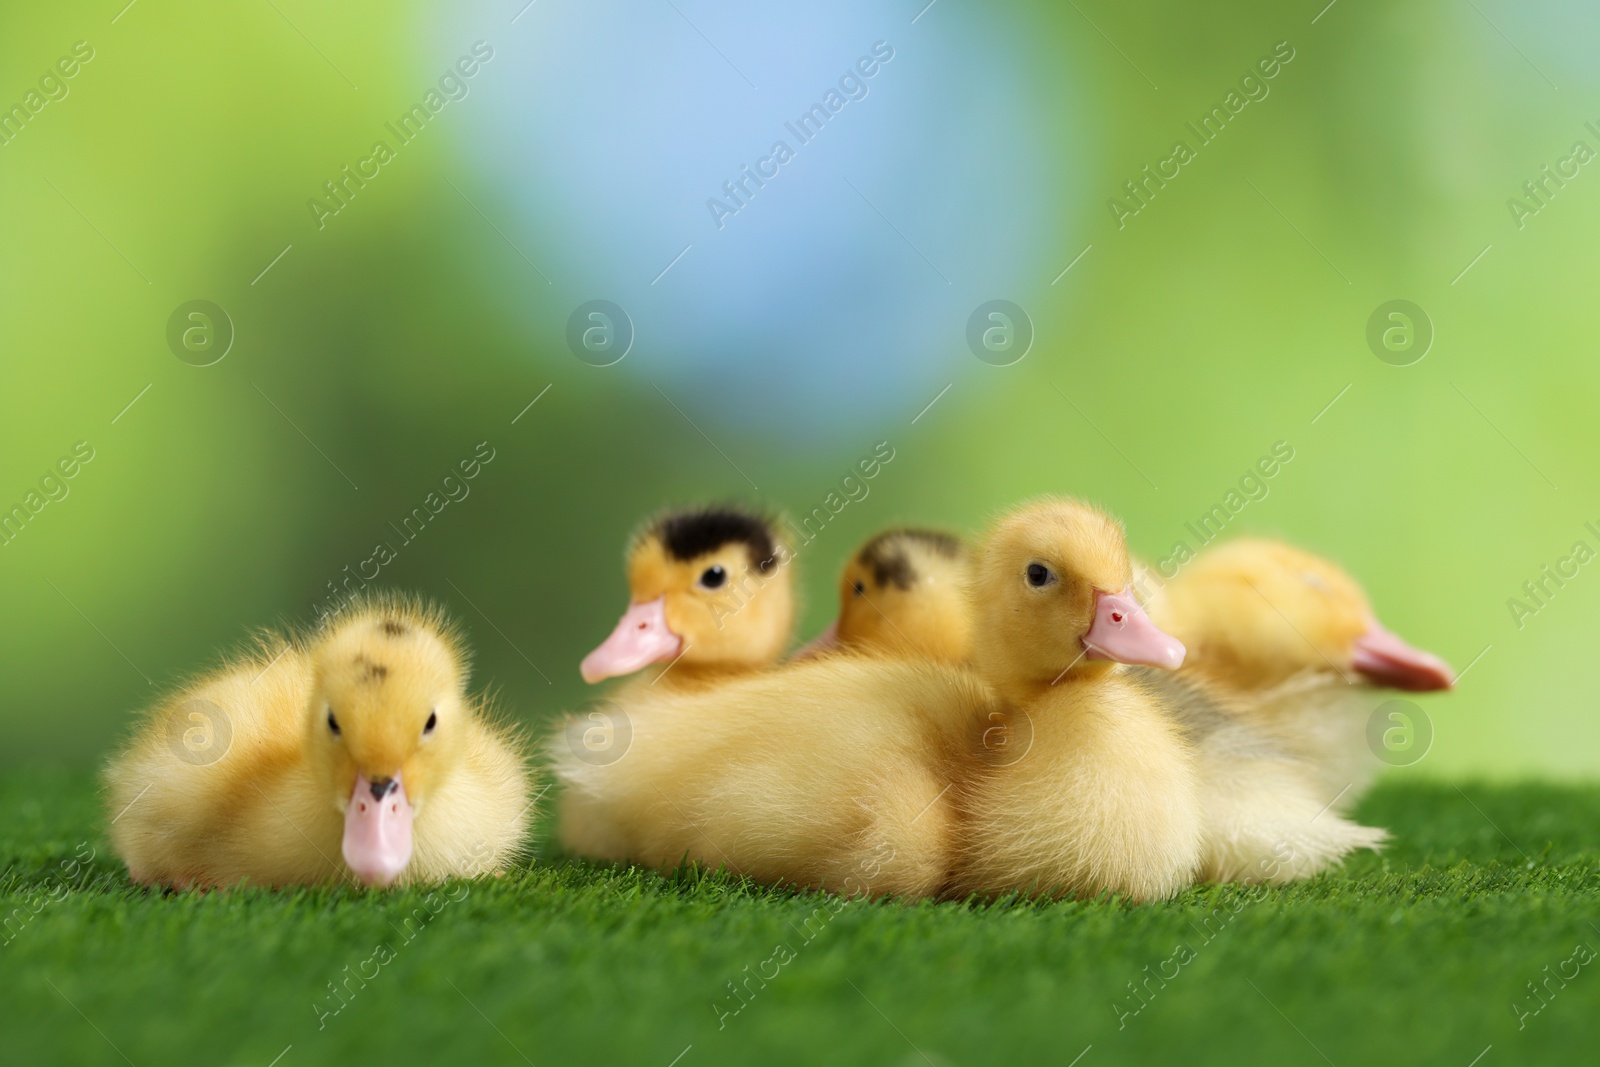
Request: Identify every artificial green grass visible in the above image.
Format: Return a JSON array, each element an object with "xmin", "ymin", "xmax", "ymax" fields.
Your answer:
[{"xmin": 2, "ymin": 770, "xmax": 1596, "ymax": 1066}]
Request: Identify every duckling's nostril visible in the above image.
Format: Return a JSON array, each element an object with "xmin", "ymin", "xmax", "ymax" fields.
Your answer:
[{"xmin": 369, "ymin": 777, "xmax": 397, "ymax": 800}]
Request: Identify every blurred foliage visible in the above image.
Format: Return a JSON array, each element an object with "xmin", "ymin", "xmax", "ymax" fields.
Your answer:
[{"xmin": 0, "ymin": 0, "xmax": 1595, "ymax": 776}]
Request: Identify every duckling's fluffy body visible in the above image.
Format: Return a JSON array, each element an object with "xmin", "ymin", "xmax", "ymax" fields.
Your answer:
[
  {"xmin": 951, "ymin": 678, "xmax": 1204, "ymax": 901},
  {"xmin": 105, "ymin": 598, "xmax": 532, "ymax": 889},
  {"xmin": 554, "ymin": 655, "xmax": 983, "ymax": 898}
]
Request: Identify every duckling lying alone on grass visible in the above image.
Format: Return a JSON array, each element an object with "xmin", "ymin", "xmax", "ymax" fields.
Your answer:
[
  {"xmin": 105, "ymin": 596, "xmax": 532, "ymax": 889},
  {"xmin": 581, "ymin": 506, "xmax": 794, "ymax": 689}
]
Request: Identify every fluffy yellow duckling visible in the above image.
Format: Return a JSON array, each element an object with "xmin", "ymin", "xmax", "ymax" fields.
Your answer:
[
  {"xmin": 795, "ymin": 528, "xmax": 973, "ymax": 663},
  {"xmin": 1149, "ymin": 537, "xmax": 1455, "ymax": 696},
  {"xmin": 105, "ymin": 596, "xmax": 531, "ymax": 889},
  {"xmin": 950, "ymin": 498, "xmax": 1204, "ymax": 902},
  {"xmin": 1143, "ymin": 538, "xmax": 1452, "ymax": 871},
  {"xmin": 581, "ymin": 506, "xmax": 794, "ymax": 689}
]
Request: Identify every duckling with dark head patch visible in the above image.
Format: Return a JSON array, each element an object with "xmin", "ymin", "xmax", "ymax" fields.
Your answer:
[{"xmin": 796, "ymin": 527, "xmax": 972, "ymax": 664}]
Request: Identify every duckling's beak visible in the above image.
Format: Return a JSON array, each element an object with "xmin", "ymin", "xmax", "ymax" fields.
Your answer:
[
  {"xmin": 790, "ymin": 619, "xmax": 838, "ymax": 661},
  {"xmin": 342, "ymin": 772, "xmax": 414, "ymax": 887},
  {"xmin": 581, "ymin": 596, "xmax": 682, "ymax": 683},
  {"xmin": 1351, "ymin": 622, "xmax": 1454, "ymax": 691},
  {"xmin": 1082, "ymin": 588, "xmax": 1186, "ymax": 670}
]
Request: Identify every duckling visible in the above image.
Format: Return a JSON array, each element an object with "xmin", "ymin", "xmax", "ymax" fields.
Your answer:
[
  {"xmin": 795, "ymin": 528, "xmax": 973, "ymax": 663},
  {"xmin": 949, "ymin": 498, "xmax": 1205, "ymax": 902},
  {"xmin": 1149, "ymin": 538, "xmax": 1455, "ymax": 696},
  {"xmin": 581, "ymin": 506, "xmax": 794, "ymax": 689},
  {"xmin": 104, "ymin": 596, "xmax": 532, "ymax": 889},
  {"xmin": 1145, "ymin": 538, "xmax": 1453, "ymax": 844}
]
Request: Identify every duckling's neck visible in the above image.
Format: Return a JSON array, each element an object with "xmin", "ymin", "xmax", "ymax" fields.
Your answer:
[
  {"xmin": 990, "ymin": 663, "xmax": 1119, "ymax": 707},
  {"xmin": 642, "ymin": 660, "xmax": 756, "ymax": 691}
]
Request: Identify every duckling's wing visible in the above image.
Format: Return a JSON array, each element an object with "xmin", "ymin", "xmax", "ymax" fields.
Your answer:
[{"xmin": 1132, "ymin": 667, "xmax": 1387, "ymax": 884}]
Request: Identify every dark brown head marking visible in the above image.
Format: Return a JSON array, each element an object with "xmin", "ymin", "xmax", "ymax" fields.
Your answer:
[
  {"xmin": 654, "ymin": 506, "xmax": 779, "ymax": 575},
  {"xmin": 868, "ymin": 548, "xmax": 916, "ymax": 590},
  {"xmin": 354, "ymin": 655, "xmax": 389, "ymax": 683},
  {"xmin": 381, "ymin": 619, "xmax": 407, "ymax": 637},
  {"xmin": 857, "ymin": 528, "xmax": 963, "ymax": 591}
]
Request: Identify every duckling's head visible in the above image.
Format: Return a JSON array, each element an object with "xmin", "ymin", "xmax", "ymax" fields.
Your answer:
[
  {"xmin": 970, "ymin": 498, "xmax": 1186, "ymax": 693},
  {"xmin": 806, "ymin": 528, "xmax": 972, "ymax": 662},
  {"xmin": 581, "ymin": 506, "xmax": 794, "ymax": 683},
  {"xmin": 308, "ymin": 602, "xmax": 470, "ymax": 887},
  {"xmin": 1171, "ymin": 539, "xmax": 1453, "ymax": 692}
]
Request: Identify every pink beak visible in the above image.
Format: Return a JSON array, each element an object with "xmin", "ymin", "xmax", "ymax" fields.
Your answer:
[
  {"xmin": 790, "ymin": 619, "xmax": 839, "ymax": 661},
  {"xmin": 342, "ymin": 773, "xmax": 414, "ymax": 887},
  {"xmin": 1351, "ymin": 621, "xmax": 1455, "ymax": 691},
  {"xmin": 1083, "ymin": 588, "xmax": 1186, "ymax": 670},
  {"xmin": 580, "ymin": 596, "xmax": 683, "ymax": 683}
]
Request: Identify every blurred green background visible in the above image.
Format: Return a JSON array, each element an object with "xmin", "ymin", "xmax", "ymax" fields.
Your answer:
[{"xmin": 1, "ymin": 0, "xmax": 1595, "ymax": 779}]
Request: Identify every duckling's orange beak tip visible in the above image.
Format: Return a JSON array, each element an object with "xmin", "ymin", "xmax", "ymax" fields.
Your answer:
[
  {"xmin": 580, "ymin": 596, "xmax": 683, "ymax": 683},
  {"xmin": 1082, "ymin": 589, "xmax": 1187, "ymax": 671},
  {"xmin": 1351, "ymin": 623, "xmax": 1455, "ymax": 692},
  {"xmin": 342, "ymin": 772, "xmax": 414, "ymax": 887}
]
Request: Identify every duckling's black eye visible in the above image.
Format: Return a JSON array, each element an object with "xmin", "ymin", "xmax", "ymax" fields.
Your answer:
[
  {"xmin": 1026, "ymin": 562, "xmax": 1055, "ymax": 588},
  {"xmin": 326, "ymin": 710, "xmax": 341, "ymax": 736},
  {"xmin": 424, "ymin": 711, "xmax": 437, "ymax": 736},
  {"xmin": 697, "ymin": 565, "xmax": 727, "ymax": 590},
  {"xmin": 852, "ymin": 580, "xmax": 865, "ymax": 596}
]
